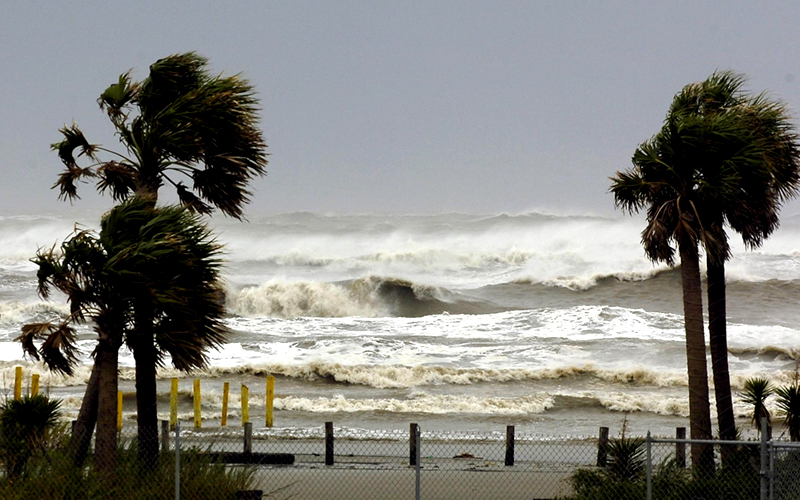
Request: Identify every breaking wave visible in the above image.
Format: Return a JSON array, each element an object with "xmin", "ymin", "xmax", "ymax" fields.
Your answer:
[
  {"xmin": 178, "ymin": 362, "xmax": 689, "ymax": 389},
  {"xmin": 225, "ymin": 276, "xmax": 503, "ymax": 318}
]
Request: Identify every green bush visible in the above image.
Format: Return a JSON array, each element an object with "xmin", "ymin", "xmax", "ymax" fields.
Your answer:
[
  {"xmin": 0, "ymin": 447, "xmax": 258, "ymax": 500},
  {"xmin": 562, "ymin": 443, "xmax": 761, "ymax": 500},
  {"xmin": 0, "ymin": 395, "xmax": 64, "ymax": 479}
]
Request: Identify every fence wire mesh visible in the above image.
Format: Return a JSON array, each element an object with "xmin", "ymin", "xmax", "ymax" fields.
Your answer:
[{"xmin": 4, "ymin": 420, "xmax": 800, "ymax": 499}]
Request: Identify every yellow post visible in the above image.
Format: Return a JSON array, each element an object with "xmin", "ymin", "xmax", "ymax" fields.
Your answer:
[
  {"xmin": 117, "ymin": 391, "xmax": 123, "ymax": 431},
  {"xmin": 221, "ymin": 382, "xmax": 230, "ymax": 427},
  {"xmin": 193, "ymin": 379, "xmax": 202, "ymax": 429},
  {"xmin": 241, "ymin": 384, "xmax": 249, "ymax": 426},
  {"xmin": 266, "ymin": 375, "xmax": 275, "ymax": 428},
  {"xmin": 14, "ymin": 366, "xmax": 22, "ymax": 400},
  {"xmin": 31, "ymin": 374, "xmax": 40, "ymax": 397},
  {"xmin": 170, "ymin": 378, "xmax": 179, "ymax": 429}
]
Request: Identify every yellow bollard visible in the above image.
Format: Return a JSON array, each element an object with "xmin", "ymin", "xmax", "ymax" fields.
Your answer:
[
  {"xmin": 117, "ymin": 391, "xmax": 123, "ymax": 431},
  {"xmin": 221, "ymin": 382, "xmax": 230, "ymax": 427},
  {"xmin": 31, "ymin": 374, "xmax": 40, "ymax": 397},
  {"xmin": 170, "ymin": 378, "xmax": 178, "ymax": 429},
  {"xmin": 14, "ymin": 366, "xmax": 22, "ymax": 400},
  {"xmin": 193, "ymin": 379, "xmax": 202, "ymax": 429},
  {"xmin": 241, "ymin": 384, "xmax": 249, "ymax": 426},
  {"xmin": 266, "ymin": 375, "xmax": 275, "ymax": 428}
]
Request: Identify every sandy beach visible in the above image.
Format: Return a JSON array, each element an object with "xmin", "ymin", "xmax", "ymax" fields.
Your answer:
[{"xmin": 248, "ymin": 464, "xmax": 573, "ymax": 500}]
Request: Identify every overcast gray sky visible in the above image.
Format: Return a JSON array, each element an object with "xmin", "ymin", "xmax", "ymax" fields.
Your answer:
[{"xmin": 3, "ymin": 1, "xmax": 800, "ymax": 217}]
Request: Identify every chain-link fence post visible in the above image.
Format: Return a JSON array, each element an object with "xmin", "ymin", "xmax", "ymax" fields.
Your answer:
[
  {"xmin": 174, "ymin": 421, "xmax": 180, "ymax": 500},
  {"xmin": 646, "ymin": 431, "xmax": 652, "ymax": 500},
  {"xmin": 325, "ymin": 421, "xmax": 334, "ymax": 466},
  {"xmin": 415, "ymin": 424, "xmax": 421, "ymax": 500},
  {"xmin": 770, "ymin": 441, "xmax": 775, "ymax": 500},
  {"xmin": 761, "ymin": 417, "xmax": 769, "ymax": 500}
]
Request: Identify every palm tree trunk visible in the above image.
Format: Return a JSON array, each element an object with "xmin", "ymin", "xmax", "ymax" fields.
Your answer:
[
  {"xmin": 68, "ymin": 358, "xmax": 100, "ymax": 468},
  {"xmin": 95, "ymin": 338, "xmax": 119, "ymax": 473},
  {"xmin": 134, "ymin": 301, "xmax": 159, "ymax": 469},
  {"xmin": 134, "ymin": 188, "xmax": 160, "ymax": 470},
  {"xmin": 708, "ymin": 258, "xmax": 737, "ymax": 461},
  {"xmin": 678, "ymin": 237, "xmax": 714, "ymax": 475}
]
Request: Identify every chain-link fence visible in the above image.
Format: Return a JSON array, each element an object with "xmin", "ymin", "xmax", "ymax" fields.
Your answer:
[
  {"xmin": 168, "ymin": 422, "xmax": 589, "ymax": 499},
  {"xmin": 4, "ymin": 420, "xmax": 800, "ymax": 499}
]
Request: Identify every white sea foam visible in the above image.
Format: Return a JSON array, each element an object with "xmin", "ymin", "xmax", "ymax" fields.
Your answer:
[
  {"xmin": 227, "ymin": 279, "xmax": 385, "ymax": 318},
  {"xmin": 275, "ymin": 392, "xmax": 554, "ymax": 415},
  {"xmin": 0, "ymin": 300, "xmax": 69, "ymax": 326}
]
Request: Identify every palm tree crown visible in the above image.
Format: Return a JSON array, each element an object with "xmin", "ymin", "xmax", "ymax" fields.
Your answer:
[
  {"xmin": 51, "ymin": 52, "xmax": 268, "ymax": 218},
  {"xmin": 20, "ymin": 197, "xmax": 228, "ymax": 374}
]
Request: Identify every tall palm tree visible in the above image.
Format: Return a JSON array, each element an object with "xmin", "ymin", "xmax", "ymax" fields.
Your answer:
[
  {"xmin": 611, "ymin": 111, "xmax": 718, "ymax": 473},
  {"xmin": 666, "ymin": 72, "xmax": 800, "ymax": 448},
  {"xmin": 613, "ymin": 71, "xmax": 800, "ymax": 471},
  {"xmin": 19, "ymin": 198, "xmax": 227, "ymax": 471},
  {"xmin": 50, "ymin": 52, "xmax": 267, "ymax": 466}
]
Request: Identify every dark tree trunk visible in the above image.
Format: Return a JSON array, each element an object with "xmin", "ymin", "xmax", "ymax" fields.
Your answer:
[
  {"xmin": 134, "ymin": 301, "xmax": 159, "ymax": 470},
  {"xmin": 134, "ymin": 189, "xmax": 160, "ymax": 470},
  {"xmin": 95, "ymin": 339, "xmax": 119, "ymax": 473},
  {"xmin": 68, "ymin": 359, "xmax": 100, "ymax": 468},
  {"xmin": 708, "ymin": 259, "xmax": 737, "ymax": 461},
  {"xmin": 678, "ymin": 238, "xmax": 714, "ymax": 475}
]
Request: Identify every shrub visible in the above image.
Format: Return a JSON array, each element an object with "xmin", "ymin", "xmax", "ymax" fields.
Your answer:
[{"xmin": 0, "ymin": 395, "xmax": 63, "ymax": 479}]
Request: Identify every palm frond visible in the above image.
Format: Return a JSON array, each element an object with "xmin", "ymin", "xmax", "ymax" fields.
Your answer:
[
  {"xmin": 98, "ymin": 71, "xmax": 139, "ymax": 124},
  {"xmin": 39, "ymin": 323, "xmax": 79, "ymax": 375},
  {"xmin": 51, "ymin": 124, "xmax": 97, "ymax": 168},
  {"xmin": 175, "ymin": 182, "xmax": 213, "ymax": 215},
  {"xmin": 16, "ymin": 322, "xmax": 53, "ymax": 361},
  {"xmin": 776, "ymin": 385, "xmax": 800, "ymax": 441},
  {"xmin": 96, "ymin": 161, "xmax": 136, "ymax": 201}
]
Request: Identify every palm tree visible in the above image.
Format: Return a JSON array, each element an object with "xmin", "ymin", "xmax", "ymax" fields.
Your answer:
[
  {"xmin": 610, "ymin": 84, "xmax": 759, "ymax": 472},
  {"xmin": 740, "ymin": 377, "xmax": 774, "ymax": 436},
  {"xmin": 50, "ymin": 52, "xmax": 267, "ymax": 466},
  {"xmin": 666, "ymin": 71, "xmax": 800, "ymax": 448},
  {"xmin": 612, "ymin": 71, "xmax": 800, "ymax": 471},
  {"xmin": 19, "ymin": 198, "xmax": 227, "ymax": 471},
  {"xmin": 611, "ymin": 111, "xmax": 717, "ymax": 473},
  {"xmin": 776, "ymin": 384, "xmax": 800, "ymax": 441}
]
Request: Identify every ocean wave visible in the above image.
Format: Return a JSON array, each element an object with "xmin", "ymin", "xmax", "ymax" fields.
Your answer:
[
  {"xmin": 594, "ymin": 392, "xmax": 690, "ymax": 417},
  {"xmin": 226, "ymin": 276, "xmax": 502, "ymax": 319},
  {"xmin": 728, "ymin": 345, "xmax": 800, "ymax": 361},
  {"xmin": 512, "ymin": 268, "xmax": 673, "ymax": 291},
  {"xmin": 0, "ymin": 300, "xmax": 69, "ymax": 326},
  {"xmin": 184, "ymin": 362, "xmax": 689, "ymax": 389},
  {"xmin": 275, "ymin": 392, "xmax": 554, "ymax": 415},
  {"xmin": 227, "ymin": 279, "xmax": 385, "ymax": 318}
]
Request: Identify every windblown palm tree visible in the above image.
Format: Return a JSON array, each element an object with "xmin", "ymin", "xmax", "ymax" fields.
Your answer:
[
  {"xmin": 50, "ymin": 52, "xmax": 267, "ymax": 466},
  {"xmin": 612, "ymin": 71, "xmax": 800, "ymax": 471},
  {"xmin": 19, "ymin": 198, "xmax": 226, "ymax": 471},
  {"xmin": 610, "ymin": 85, "xmax": 748, "ymax": 471},
  {"xmin": 666, "ymin": 72, "xmax": 800, "ymax": 449}
]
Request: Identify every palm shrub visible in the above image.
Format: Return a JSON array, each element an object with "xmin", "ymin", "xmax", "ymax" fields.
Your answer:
[
  {"xmin": 776, "ymin": 384, "xmax": 800, "ymax": 441},
  {"xmin": 605, "ymin": 436, "xmax": 646, "ymax": 480},
  {"xmin": 0, "ymin": 445, "xmax": 257, "ymax": 500},
  {"xmin": 0, "ymin": 395, "xmax": 63, "ymax": 479},
  {"xmin": 740, "ymin": 377, "xmax": 774, "ymax": 434}
]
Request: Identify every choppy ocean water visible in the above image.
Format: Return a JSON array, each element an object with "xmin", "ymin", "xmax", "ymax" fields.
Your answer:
[{"xmin": 1, "ymin": 210, "xmax": 799, "ymax": 439}]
